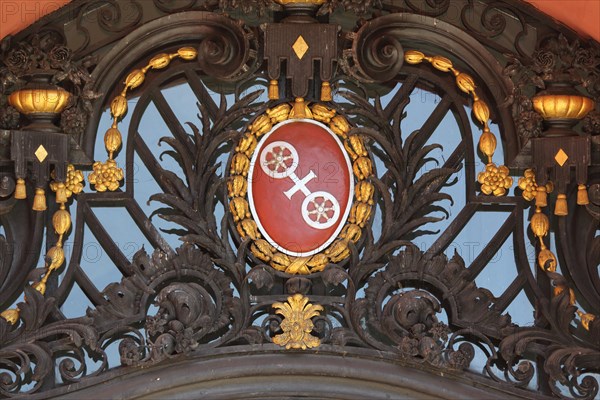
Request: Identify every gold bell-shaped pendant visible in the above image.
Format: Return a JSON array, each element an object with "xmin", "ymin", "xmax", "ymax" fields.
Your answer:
[
  {"xmin": 14, "ymin": 178, "xmax": 27, "ymax": 200},
  {"xmin": 577, "ymin": 184, "xmax": 589, "ymax": 206},
  {"xmin": 554, "ymin": 193, "xmax": 568, "ymax": 216},
  {"xmin": 33, "ymin": 188, "xmax": 47, "ymax": 212}
]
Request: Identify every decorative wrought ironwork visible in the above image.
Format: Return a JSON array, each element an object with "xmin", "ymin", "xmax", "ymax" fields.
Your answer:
[{"xmin": 0, "ymin": 0, "xmax": 598, "ymax": 399}]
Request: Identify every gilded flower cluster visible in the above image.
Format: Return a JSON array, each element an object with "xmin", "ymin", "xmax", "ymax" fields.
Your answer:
[
  {"xmin": 89, "ymin": 160, "xmax": 124, "ymax": 192},
  {"xmin": 477, "ymin": 163, "xmax": 513, "ymax": 196}
]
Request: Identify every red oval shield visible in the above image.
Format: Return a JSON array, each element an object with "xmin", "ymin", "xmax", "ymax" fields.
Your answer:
[{"xmin": 248, "ymin": 119, "xmax": 353, "ymax": 257}]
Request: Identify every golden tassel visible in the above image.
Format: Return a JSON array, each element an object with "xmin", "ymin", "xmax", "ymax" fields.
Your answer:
[
  {"xmin": 32, "ymin": 188, "xmax": 47, "ymax": 212},
  {"xmin": 14, "ymin": 178, "xmax": 26, "ymax": 199},
  {"xmin": 535, "ymin": 186, "xmax": 547, "ymax": 208},
  {"xmin": 554, "ymin": 193, "xmax": 568, "ymax": 216},
  {"xmin": 321, "ymin": 81, "xmax": 332, "ymax": 102},
  {"xmin": 55, "ymin": 182, "xmax": 68, "ymax": 204},
  {"xmin": 577, "ymin": 184, "xmax": 589, "ymax": 205},
  {"xmin": 268, "ymin": 80, "xmax": 279, "ymax": 100}
]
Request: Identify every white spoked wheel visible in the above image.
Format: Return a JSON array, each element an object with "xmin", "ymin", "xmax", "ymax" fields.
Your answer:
[
  {"xmin": 259, "ymin": 141, "xmax": 299, "ymax": 180},
  {"xmin": 301, "ymin": 191, "xmax": 340, "ymax": 230}
]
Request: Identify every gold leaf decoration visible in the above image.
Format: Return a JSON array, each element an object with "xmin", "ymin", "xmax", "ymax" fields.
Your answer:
[
  {"xmin": 177, "ymin": 47, "xmax": 198, "ymax": 60},
  {"xmin": 149, "ymin": 53, "xmax": 171, "ymax": 69},
  {"xmin": 235, "ymin": 133, "xmax": 257, "ymax": 157},
  {"xmin": 46, "ymin": 246, "xmax": 65, "ymax": 272},
  {"xmin": 237, "ymin": 219, "xmax": 260, "ymax": 240},
  {"xmin": 346, "ymin": 135, "xmax": 368, "ymax": 159},
  {"xmin": 538, "ymin": 248, "xmax": 557, "ymax": 272},
  {"xmin": 430, "ymin": 55, "xmax": 453, "ymax": 72},
  {"xmin": 124, "ymin": 69, "xmax": 145, "ymax": 90},
  {"xmin": 329, "ymin": 115, "xmax": 350, "ymax": 137},
  {"xmin": 110, "ymin": 96, "xmax": 128, "ymax": 119},
  {"xmin": 1, "ymin": 309, "xmax": 20, "ymax": 325},
  {"xmin": 250, "ymin": 239, "xmax": 275, "ymax": 262},
  {"xmin": 306, "ymin": 253, "xmax": 329, "ymax": 272},
  {"xmin": 478, "ymin": 130, "xmax": 497, "ymax": 161},
  {"xmin": 472, "ymin": 100, "xmax": 490, "ymax": 124},
  {"xmin": 404, "ymin": 50, "xmax": 425, "ymax": 64},
  {"xmin": 312, "ymin": 104, "xmax": 336, "ymax": 123},
  {"xmin": 49, "ymin": 165, "xmax": 85, "ymax": 200},
  {"xmin": 355, "ymin": 181, "xmax": 374, "ymax": 205},
  {"xmin": 325, "ymin": 239, "xmax": 351, "ymax": 262},
  {"xmin": 65, "ymin": 165, "xmax": 85, "ymax": 196},
  {"xmin": 272, "ymin": 294, "xmax": 324, "ymax": 350},
  {"xmin": 229, "ymin": 197, "xmax": 250, "ymax": 222},
  {"xmin": 52, "ymin": 209, "xmax": 72, "ymax": 235},
  {"xmin": 517, "ymin": 169, "xmax": 538, "ymax": 202},
  {"xmin": 230, "ymin": 153, "xmax": 250, "ymax": 176},
  {"xmin": 577, "ymin": 311, "xmax": 596, "ymax": 331},
  {"xmin": 249, "ymin": 114, "xmax": 273, "ymax": 136},
  {"xmin": 353, "ymin": 157, "xmax": 373, "ymax": 180},
  {"xmin": 271, "ymin": 252, "xmax": 292, "ymax": 271},
  {"xmin": 530, "ymin": 209, "xmax": 550, "ymax": 237},
  {"xmin": 104, "ymin": 127, "xmax": 123, "ymax": 155},
  {"xmin": 266, "ymin": 104, "xmax": 292, "ymax": 123},
  {"xmin": 456, "ymin": 72, "xmax": 476, "ymax": 93},
  {"xmin": 227, "ymin": 175, "xmax": 248, "ymax": 198}
]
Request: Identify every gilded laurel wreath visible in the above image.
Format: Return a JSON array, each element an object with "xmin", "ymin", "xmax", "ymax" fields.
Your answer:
[{"xmin": 228, "ymin": 99, "xmax": 374, "ymax": 274}]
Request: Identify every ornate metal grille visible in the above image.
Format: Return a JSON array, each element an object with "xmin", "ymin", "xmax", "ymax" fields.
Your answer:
[{"xmin": 0, "ymin": 1, "xmax": 598, "ymax": 399}]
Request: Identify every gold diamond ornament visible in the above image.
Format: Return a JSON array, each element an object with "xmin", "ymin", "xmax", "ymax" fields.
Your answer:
[
  {"xmin": 35, "ymin": 145, "xmax": 48, "ymax": 162},
  {"xmin": 292, "ymin": 35, "xmax": 309, "ymax": 60},
  {"xmin": 554, "ymin": 148, "xmax": 569, "ymax": 167}
]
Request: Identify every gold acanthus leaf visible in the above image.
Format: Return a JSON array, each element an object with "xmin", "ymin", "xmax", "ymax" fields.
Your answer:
[{"xmin": 272, "ymin": 294, "xmax": 324, "ymax": 350}]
